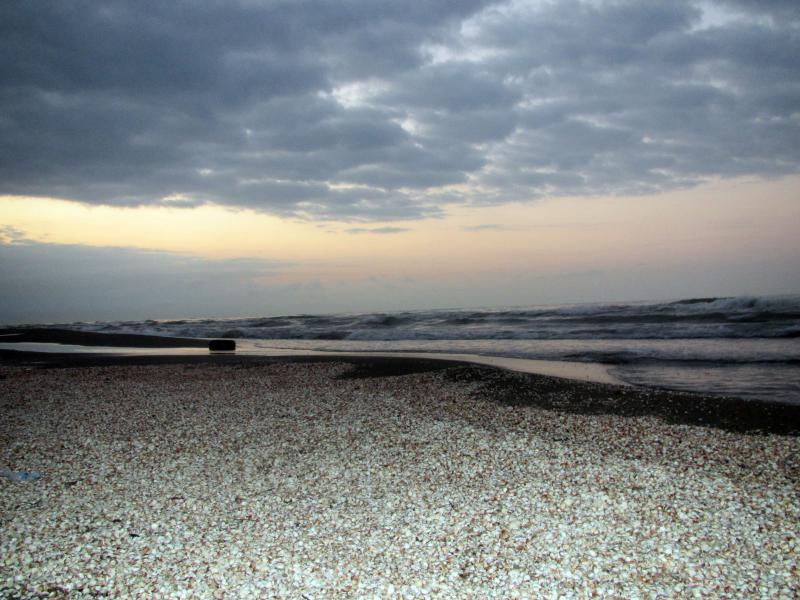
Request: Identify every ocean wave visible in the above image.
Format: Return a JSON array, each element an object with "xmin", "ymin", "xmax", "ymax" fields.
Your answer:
[
  {"xmin": 362, "ymin": 314, "xmax": 411, "ymax": 327},
  {"xmin": 21, "ymin": 293, "xmax": 800, "ymax": 343},
  {"xmin": 668, "ymin": 297, "xmax": 723, "ymax": 305}
]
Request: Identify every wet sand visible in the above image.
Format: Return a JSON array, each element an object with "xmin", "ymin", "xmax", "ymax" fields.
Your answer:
[
  {"xmin": 0, "ymin": 328, "xmax": 208, "ymax": 348},
  {"xmin": 0, "ymin": 327, "xmax": 624, "ymax": 386}
]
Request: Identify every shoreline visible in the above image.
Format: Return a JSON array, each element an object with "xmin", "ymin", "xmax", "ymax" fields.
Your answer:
[
  {"xmin": 0, "ymin": 342, "xmax": 625, "ymax": 386},
  {"xmin": 2, "ymin": 350, "xmax": 799, "ymax": 437},
  {"xmin": 2, "ymin": 327, "xmax": 799, "ymax": 435},
  {"xmin": 0, "ymin": 328, "xmax": 624, "ymax": 386}
]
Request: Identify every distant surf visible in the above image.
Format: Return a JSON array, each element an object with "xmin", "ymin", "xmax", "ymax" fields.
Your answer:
[{"xmin": 9, "ymin": 295, "xmax": 800, "ymax": 404}]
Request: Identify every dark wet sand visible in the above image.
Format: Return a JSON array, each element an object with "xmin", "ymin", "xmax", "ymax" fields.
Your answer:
[{"xmin": 0, "ymin": 327, "xmax": 208, "ymax": 348}]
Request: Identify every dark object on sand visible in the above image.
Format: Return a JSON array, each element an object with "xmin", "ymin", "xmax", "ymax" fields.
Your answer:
[
  {"xmin": 0, "ymin": 328, "xmax": 207, "ymax": 348},
  {"xmin": 209, "ymin": 339, "xmax": 236, "ymax": 351}
]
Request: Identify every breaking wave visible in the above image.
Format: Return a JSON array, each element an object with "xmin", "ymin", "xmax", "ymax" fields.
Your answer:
[{"xmin": 41, "ymin": 294, "xmax": 800, "ymax": 342}]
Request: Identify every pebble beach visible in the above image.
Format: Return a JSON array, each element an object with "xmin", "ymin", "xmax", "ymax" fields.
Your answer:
[{"xmin": 1, "ymin": 361, "xmax": 798, "ymax": 598}]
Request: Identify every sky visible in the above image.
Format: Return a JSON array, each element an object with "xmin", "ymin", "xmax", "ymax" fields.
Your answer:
[{"xmin": 1, "ymin": 0, "xmax": 799, "ymax": 323}]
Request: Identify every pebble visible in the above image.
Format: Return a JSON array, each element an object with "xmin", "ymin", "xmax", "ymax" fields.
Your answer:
[{"xmin": 0, "ymin": 362, "xmax": 798, "ymax": 598}]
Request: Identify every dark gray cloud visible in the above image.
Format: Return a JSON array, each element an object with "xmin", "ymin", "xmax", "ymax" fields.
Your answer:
[
  {"xmin": 719, "ymin": 0, "xmax": 800, "ymax": 19},
  {"xmin": 1, "ymin": 0, "xmax": 797, "ymax": 220},
  {"xmin": 0, "ymin": 236, "xmax": 288, "ymax": 323}
]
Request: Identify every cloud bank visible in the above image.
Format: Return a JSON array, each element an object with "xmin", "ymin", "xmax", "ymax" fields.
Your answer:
[
  {"xmin": 0, "ymin": 233, "xmax": 285, "ymax": 322},
  {"xmin": 1, "ymin": 0, "xmax": 798, "ymax": 220}
]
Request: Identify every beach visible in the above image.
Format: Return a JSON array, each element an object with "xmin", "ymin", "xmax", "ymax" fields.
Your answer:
[
  {"xmin": 5, "ymin": 1, "xmax": 800, "ymax": 596},
  {"xmin": 2, "ymin": 356, "xmax": 799, "ymax": 598}
]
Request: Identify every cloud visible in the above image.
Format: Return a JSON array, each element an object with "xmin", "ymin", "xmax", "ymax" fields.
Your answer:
[
  {"xmin": 461, "ymin": 224, "xmax": 515, "ymax": 232},
  {"xmin": 1, "ymin": 0, "xmax": 798, "ymax": 220},
  {"xmin": 0, "ymin": 226, "xmax": 30, "ymax": 244},
  {"xmin": 344, "ymin": 226, "xmax": 410, "ymax": 234},
  {"xmin": 0, "ymin": 236, "xmax": 288, "ymax": 323}
]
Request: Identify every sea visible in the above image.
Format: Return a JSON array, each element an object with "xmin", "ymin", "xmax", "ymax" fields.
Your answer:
[{"xmin": 32, "ymin": 295, "xmax": 800, "ymax": 404}]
